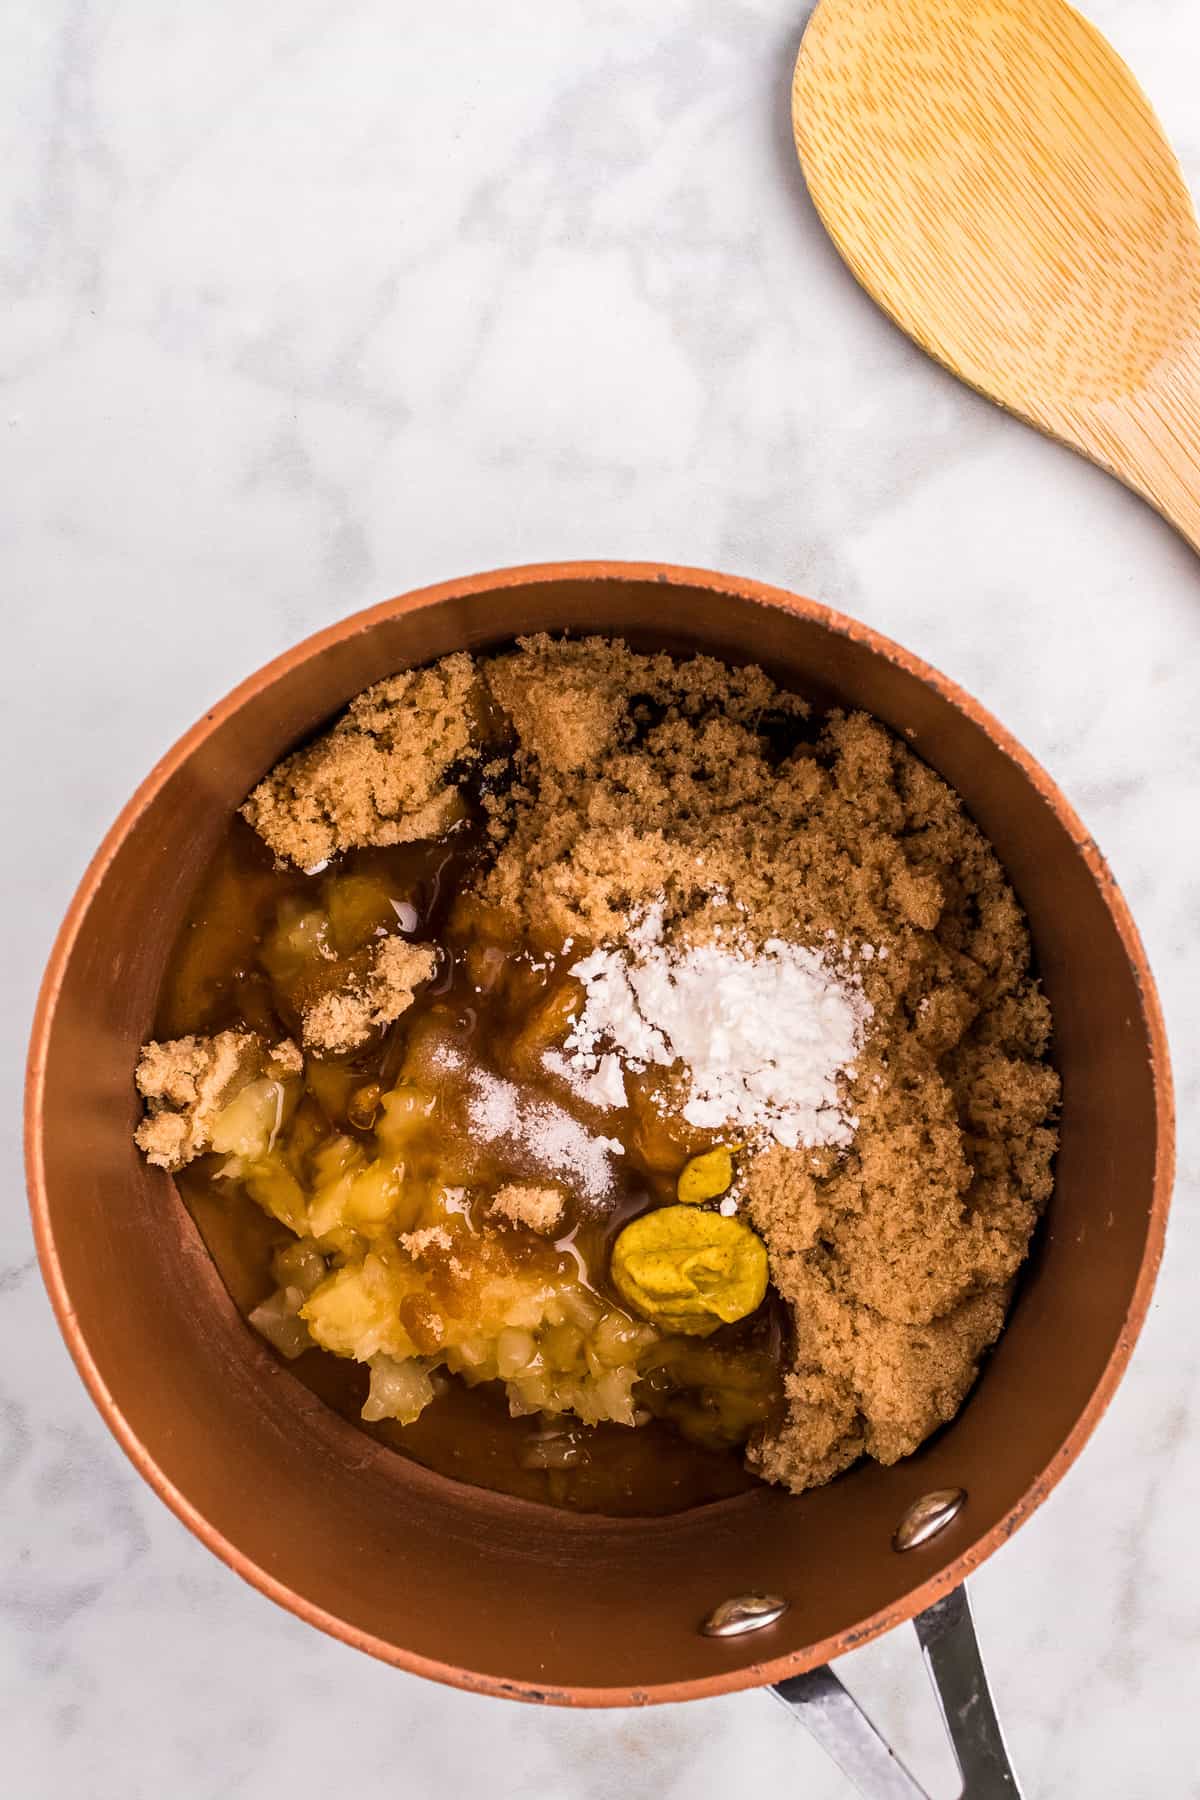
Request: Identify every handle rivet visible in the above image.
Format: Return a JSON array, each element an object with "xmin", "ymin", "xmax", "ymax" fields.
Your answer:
[
  {"xmin": 893, "ymin": 1487, "xmax": 967, "ymax": 1552},
  {"xmin": 700, "ymin": 1592, "xmax": 789, "ymax": 1638}
]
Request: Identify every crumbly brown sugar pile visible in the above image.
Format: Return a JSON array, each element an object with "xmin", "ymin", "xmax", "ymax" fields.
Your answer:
[
  {"xmin": 241, "ymin": 653, "xmax": 483, "ymax": 868},
  {"xmin": 135, "ymin": 1032, "xmax": 302, "ymax": 1170},
  {"xmin": 151, "ymin": 636, "xmax": 1060, "ymax": 1496},
  {"xmin": 473, "ymin": 639, "xmax": 1059, "ymax": 1489},
  {"xmin": 301, "ymin": 937, "xmax": 438, "ymax": 1055}
]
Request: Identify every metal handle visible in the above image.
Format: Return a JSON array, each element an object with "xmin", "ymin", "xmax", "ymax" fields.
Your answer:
[{"xmin": 772, "ymin": 1584, "xmax": 1022, "ymax": 1799}]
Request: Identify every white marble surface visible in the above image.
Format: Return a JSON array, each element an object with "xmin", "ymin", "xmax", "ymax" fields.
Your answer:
[{"xmin": 3, "ymin": 3, "xmax": 1199, "ymax": 1795}]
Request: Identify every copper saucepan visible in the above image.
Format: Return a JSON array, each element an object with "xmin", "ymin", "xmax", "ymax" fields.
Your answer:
[{"xmin": 25, "ymin": 564, "xmax": 1173, "ymax": 1796}]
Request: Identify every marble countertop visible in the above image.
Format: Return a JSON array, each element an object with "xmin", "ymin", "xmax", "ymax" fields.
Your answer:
[{"xmin": 4, "ymin": 3, "xmax": 1199, "ymax": 1795}]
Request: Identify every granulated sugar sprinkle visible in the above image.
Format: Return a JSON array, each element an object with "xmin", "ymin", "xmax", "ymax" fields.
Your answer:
[
  {"xmin": 560, "ymin": 903, "xmax": 872, "ymax": 1149},
  {"xmin": 466, "ymin": 1067, "xmax": 624, "ymax": 1201}
]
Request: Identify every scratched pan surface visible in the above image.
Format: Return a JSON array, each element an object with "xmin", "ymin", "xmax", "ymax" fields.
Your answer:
[{"xmin": 25, "ymin": 563, "xmax": 1172, "ymax": 1704}]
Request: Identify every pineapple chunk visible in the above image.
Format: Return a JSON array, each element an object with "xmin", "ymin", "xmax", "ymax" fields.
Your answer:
[
  {"xmin": 272, "ymin": 1237, "xmax": 328, "ymax": 1297},
  {"xmin": 209, "ymin": 1077, "xmax": 288, "ymax": 1161},
  {"xmin": 304, "ymin": 1253, "xmax": 419, "ymax": 1362},
  {"xmin": 325, "ymin": 873, "xmax": 403, "ymax": 956},
  {"xmin": 241, "ymin": 1154, "xmax": 310, "ymax": 1237},
  {"xmin": 306, "ymin": 1137, "xmax": 417, "ymax": 1244},
  {"xmin": 249, "ymin": 1287, "xmax": 313, "ymax": 1360},
  {"xmin": 363, "ymin": 1354, "xmax": 436, "ymax": 1424}
]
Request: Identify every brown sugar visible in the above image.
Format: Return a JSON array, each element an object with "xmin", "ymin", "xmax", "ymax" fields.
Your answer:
[
  {"xmin": 301, "ymin": 937, "xmax": 437, "ymax": 1054},
  {"xmin": 490, "ymin": 1184, "xmax": 566, "ymax": 1234},
  {"xmin": 470, "ymin": 636, "xmax": 1060, "ymax": 1491},
  {"xmin": 241, "ymin": 653, "xmax": 482, "ymax": 868},
  {"xmin": 135, "ymin": 1031, "xmax": 301, "ymax": 1170},
  {"xmin": 399, "ymin": 1225, "xmax": 454, "ymax": 1258}
]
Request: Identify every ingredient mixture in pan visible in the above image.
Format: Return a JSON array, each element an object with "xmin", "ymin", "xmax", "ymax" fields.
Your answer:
[{"xmin": 134, "ymin": 637, "xmax": 1059, "ymax": 1512}]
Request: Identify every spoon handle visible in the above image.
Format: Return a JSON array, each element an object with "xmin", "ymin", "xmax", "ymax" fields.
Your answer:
[{"xmin": 1082, "ymin": 337, "xmax": 1200, "ymax": 554}]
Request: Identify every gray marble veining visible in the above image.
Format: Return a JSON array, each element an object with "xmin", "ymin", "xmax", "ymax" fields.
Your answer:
[{"xmin": 3, "ymin": 3, "xmax": 1199, "ymax": 1796}]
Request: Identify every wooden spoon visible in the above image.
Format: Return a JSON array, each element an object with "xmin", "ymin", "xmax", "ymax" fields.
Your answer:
[{"xmin": 792, "ymin": 0, "xmax": 1200, "ymax": 551}]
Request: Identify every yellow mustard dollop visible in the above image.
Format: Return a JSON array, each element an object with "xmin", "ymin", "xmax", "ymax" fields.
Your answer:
[
  {"xmin": 676, "ymin": 1143, "xmax": 743, "ymax": 1204},
  {"xmin": 610, "ymin": 1204, "xmax": 769, "ymax": 1337}
]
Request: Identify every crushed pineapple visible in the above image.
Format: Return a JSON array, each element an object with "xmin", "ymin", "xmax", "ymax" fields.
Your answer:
[
  {"xmin": 363, "ymin": 1354, "xmax": 436, "ymax": 1424},
  {"xmin": 232, "ymin": 1037, "xmax": 770, "ymax": 1443},
  {"xmin": 143, "ymin": 868, "xmax": 780, "ymax": 1462},
  {"xmin": 269, "ymin": 1192, "xmax": 663, "ymax": 1431},
  {"xmin": 210, "ymin": 1076, "xmax": 292, "ymax": 1162},
  {"xmin": 246, "ymin": 1238, "xmax": 327, "ymax": 1360}
]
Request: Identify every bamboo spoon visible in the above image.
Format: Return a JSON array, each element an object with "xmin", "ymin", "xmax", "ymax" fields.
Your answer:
[{"xmin": 792, "ymin": 0, "xmax": 1200, "ymax": 552}]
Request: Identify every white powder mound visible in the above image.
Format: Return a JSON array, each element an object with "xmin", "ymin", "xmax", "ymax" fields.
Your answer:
[
  {"xmin": 466, "ymin": 1068, "xmax": 623, "ymax": 1202},
  {"xmin": 542, "ymin": 1048, "xmax": 628, "ymax": 1110},
  {"xmin": 562, "ymin": 904, "xmax": 872, "ymax": 1149}
]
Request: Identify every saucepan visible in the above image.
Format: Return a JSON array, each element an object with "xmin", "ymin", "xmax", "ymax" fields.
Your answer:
[{"xmin": 25, "ymin": 563, "xmax": 1173, "ymax": 1797}]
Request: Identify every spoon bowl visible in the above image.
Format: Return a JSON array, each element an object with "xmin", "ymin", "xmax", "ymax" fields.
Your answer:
[{"xmin": 793, "ymin": 0, "xmax": 1200, "ymax": 549}]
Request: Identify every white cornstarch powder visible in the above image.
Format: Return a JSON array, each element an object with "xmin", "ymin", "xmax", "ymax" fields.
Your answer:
[
  {"xmin": 559, "ymin": 902, "xmax": 872, "ymax": 1149},
  {"xmin": 542, "ymin": 1047, "xmax": 629, "ymax": 1110}
]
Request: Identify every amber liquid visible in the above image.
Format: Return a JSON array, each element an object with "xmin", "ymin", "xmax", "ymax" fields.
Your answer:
[{"xmin": 160, "ymin": 816, "xmax": 779, "ymax": 1516}]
